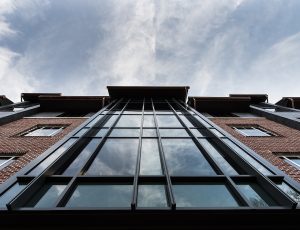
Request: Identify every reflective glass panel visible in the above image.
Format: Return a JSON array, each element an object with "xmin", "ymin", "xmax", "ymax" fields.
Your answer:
[
  {"xmin": 74, "ymin": 128, "xmax": 88, "ymax": 137},
  {"xmin": 85, "ymin": 115, "xmax": 104, "ymax": 128},
  {"xmin": 276, "ymin": 182, "xmax": 300, "ymax": 203},
  {"xmin": 222, "ymin": 139, "xmax": 273, "ymax": 175},
  {"xmin": 173, "ymin": 183, "xmax": 239, "ymax": 207},
  {"xmin": 159, "ymin": 129, "xmax": 190, "ymax": 137},
  {"xmin": 137, "ymin": 185, "xmax": 168, "ymax": 208},
  {"xmin": 142, "ymin": 129, "xmax": 157, "ymax": 137},
  {"xmin": 86, "ymin": 139, "xmax": 139, "ymax": 175},
  {"xmin": 140, "ymin": 139, "xmax": 162, "ymax": 175},
  {"xmin": 28, "ymin": 138, "xmax": 77, "ymax": 176},
  {"xmin": 0, "ymin": 183, "xmax": 26, "ymax": 207},
  {"xmin": 62, "ymin": 139, "xmax": 100, "ymax": 176},
  {"xmin": 235, "ymin": 127, "xmax": 271, "ymax": 137},
  {"xmin": 237, "ymin": 183, "xmax": 277, "ymax": 207},
  {"xmin": 103, "ymin": 115, "xmax": 118, "ymax": 127},
  {"xmin": 109, "ymin": 129, "xmax": 140, "ymax": 137},
  {"xmin": 162, "ymin": 139, "xmax": 216, "ymax": 176},
  {"xmin": 115, "ymin": 115, "xmax": 141, "ymax": 127},
  {"xmin": 210, "ymin": 129, "xmax": 224, "ymax": 137},
  {"xmin": 156, "ymin": 116, "xmax": 182, "ymax": 127},
  {"xmin": 66, "ymin": 184, "xmax": 132, "ymax": 208},
  {"xmin": 179, "ymin": 115, "xmax": 194, "ymax": 127},
  {"xmin": 25, "ymin": 183, "xmax": 67, "ymax": 208},
  {"xmin": 143, "ymin": 115, "xmax": 155, "ymax": 127},
  {"xmin": 198, "ymin": 139, "xmax": 238, "ymax": 175}
]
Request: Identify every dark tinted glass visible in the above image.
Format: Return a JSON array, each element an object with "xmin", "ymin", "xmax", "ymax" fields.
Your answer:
[
  {"xmin": 62, "ymin": 139, "xmax": 100, "ymax": 176},
  {"xmin": 162, "ymin": 139, "xmax": 216, "ymax": 176},
  {"xmin": 237, "ymin": 183, "xmax": 277, "ymax": 207},
  {"xmin": 0, "ymin": 183, "xmax": 26, "ymax": 207},
  {"xmin": 156, "ymin": 116, "xmax": 182, "ymax": 127},
  {"xmin": 173, "ymin": 183, "xmax": 239, "ymax": 207},
  {"xmin": 137, "ymin": 185, "xmax": 168, "ymax": 208},
  {"xmin": 140, "ymin": 139, "xmax": 162, "ymax": 175},
  {"xmin": 85, "ymin": 139, "xmax": 139, "ymax": 175},
  {"xmin": 66, "ymin": 184, "xmax": 132, "ymax": 208},
  {"xmin": 276, "ymin": 182, "xmax": 300, "ymax": 203},
  {"xmin": 25, "ymin": 183, "xmax": 66, "ymax": 208}
]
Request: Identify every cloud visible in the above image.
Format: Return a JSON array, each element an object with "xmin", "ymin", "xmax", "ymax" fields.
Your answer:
[{"xmin": 0, "ymin": 0, "xmax": 300, "ymax": 102}]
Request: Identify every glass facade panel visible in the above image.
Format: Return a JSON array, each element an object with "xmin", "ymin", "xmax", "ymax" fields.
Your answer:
[
  {"xmin": 103, "ymin": 115, "xmax": 118, "ymax": 127},
  {"xmin": 223, "ymin": 139, "xmax": 273, "ymax": 175},
  {"xmin": 0, "ymin": 183, "xmax": 26, "ymax": 207},
  {"xmin": 86, "ymin": 115, "xmax": 104, "ymax": 128},
  {"xmin": 66, "ymin": 184, "xmax": 132, "ymax": 208},
  {"xmin": 140, "ymin": 139, "xmax": 162, "ymax": 175},
  {"xmin": 237, "ymin": 183, "xmax": 277, "ymax": 207},
  {"xmin": 137, "ymin": 185, "xmax": 168, "ymax": 208},
  {"xmin": 115, "ymin": 115, "xmax": 141, "ymax": 127},
  {"xmin": 162, "ymin": 139, "xmax": 216, "ymax": 176},
  {"xmin": 198, "ymin": 139, "xmax": 238, "ymax": 175},
  {"xmin": 143, "ymin": 115, "xmax": 155, "ymax": 127},
  {"xmin": 159, "ymin": 129, "xmax": 189, "ymax": 137},
  {"xmin": 74, "ymin": 128, "xmax": 88, "ymax": 137},
  {"xmin": 28, "ymin": 138, "xmax": 77, "ymax": 176},
  {"xmin": 210, "ymin": 129, "xmax": 224, "ymax": 137},
  {"xmin": 109, "ymin": 128, "xmax": 140, "ymax": 137},
  {"xmin": 173, "ymin": 183, "xmax": 239, "ymax": 207},
  {"xmin": 179, "ymin": 115, "xmax": 194, "ymax": 127},
  {"xmin": 142, "ymin": 129, "xmax": 157, "ymax": 137},
  {"xmin": 62, "ymin": 139, "xmax": 100, "ymax": 176},
  {"xmin": 86, "ymin": 139, "xmax": 139, "ymax": 176},
  {"xmin": 25, "ymin": 183, "xmax": 66, "ymax": 208},
  {"xmin": 276, "ymin": 182, "xmax": 300, "ymax": 203},
  {"xmin": 156, "ymin": 116, "xmax": 182, "ymax": 127}
]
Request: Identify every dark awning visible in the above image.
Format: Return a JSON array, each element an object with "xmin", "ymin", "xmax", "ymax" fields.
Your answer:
[{"xmin": 107, "ymin": 86, "xmax": 190, "ymax": 101}]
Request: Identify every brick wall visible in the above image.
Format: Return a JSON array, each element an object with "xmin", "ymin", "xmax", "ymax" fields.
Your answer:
[
  {"xmin": 0, "ymin": 118, "xmax": 86, "ymax": 183},
  {"xmin": 211, "ymin": 117, "xmax": 300, "ymax": 183}
]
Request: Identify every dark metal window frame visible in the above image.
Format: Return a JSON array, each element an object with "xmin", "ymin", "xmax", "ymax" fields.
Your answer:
[{"xmin": 0, "ymin": 98, "xmax": 298, "ymax": 212}]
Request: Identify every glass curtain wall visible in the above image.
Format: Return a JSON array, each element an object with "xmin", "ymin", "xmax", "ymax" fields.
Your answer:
[{"xmin": 0, "ymin": 98, "xmax": 299, "ymax": 210}]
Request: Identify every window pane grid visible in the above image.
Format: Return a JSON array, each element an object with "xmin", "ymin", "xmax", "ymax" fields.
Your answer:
[{"xmin": 4, "ymin": 98, "xmax": 297, "ymax": 211}]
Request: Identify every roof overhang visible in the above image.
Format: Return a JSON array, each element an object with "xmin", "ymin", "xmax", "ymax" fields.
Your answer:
[
  {"xmin": 39, "ymin": 96, "xmax": 109, "ymax": 111},
  {"xmin": 229, "ymin": 94, "xmax": 268, "ymax": 104},
  {"xmin": 21, "ymin": 93, "xmax": 62, "ymax": 102},
  {"xmin": 107, "ymin": 86, "xmax": 190, "ymax": 101}
]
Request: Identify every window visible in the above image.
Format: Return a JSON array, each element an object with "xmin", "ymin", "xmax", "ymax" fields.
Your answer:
[
  {"xmin": 232, "ymin": 126, "xmax": 275, "ymax": 137},
  {"xmin": 21, "ymin": 125, "xmax": 65, "ymax": 137},
  {"xmin": 279, "ymin": 155, "xmax": 300, "ymax": 169},
  {"xmin": 0, "ymin": 156, "xmax": 17, "ymax": 169}
]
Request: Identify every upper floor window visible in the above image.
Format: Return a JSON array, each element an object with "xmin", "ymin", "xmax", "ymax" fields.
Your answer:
[
  {"xmin": 280, "ymin": 155, "xmax": 300, "ymax": 169},
  {"xmin": 232, "ymin": 126, "xmax": 275, "ymax": 137},
  {"xmin": 20, "ymin": 125, "xmax": 65, "ymax": 137},
  {"xmin": 0, "ymin": 156, "xmax": 18, "ymax": 169}
]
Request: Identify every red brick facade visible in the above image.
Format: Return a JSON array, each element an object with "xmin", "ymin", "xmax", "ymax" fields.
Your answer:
[
  {"xmin": 211, "ymin": 117, "xmax": 300, "ymax": 183},
  {"xmin": 0, "ymin": 118, "xmax": 86, "ymax": 183}
]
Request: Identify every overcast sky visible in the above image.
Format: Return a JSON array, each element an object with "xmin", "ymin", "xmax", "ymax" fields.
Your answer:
[{"xmin": 1, "ymin": 0, "xmax": 300, "ymax": 102}]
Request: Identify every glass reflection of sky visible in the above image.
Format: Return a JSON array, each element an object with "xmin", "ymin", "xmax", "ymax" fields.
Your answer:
[
  {"xmin": 143, "ymin": 115, "xmax": 155, "ymax": 127},
  {"xmin": 162, "ymin": 139, "xmax": 216, "ymax": 176},
  {"xmin": 85, "ymin": 139, "xmax": 139, "ymax": 176},
  {"xmin": 66, "ymin": 184, "xmax": 132, "ymax": 208},
  {"xmin": 140, "ymin": 139, "xmax": 162, "ymax": 175},
  {"xmin": 138, "ymin": 185, "xmax": 168, "ymax": 208},
  {"xmin": 156, "ymin": 116, "xmax": 182, "ymax": 127},
  {"xmin": 115, "ymin": 115, "xmax": 141, "ymax": 127},
  {"xmin": 173, "ymin": 184, "xmax": 239, "ymax": 207}
]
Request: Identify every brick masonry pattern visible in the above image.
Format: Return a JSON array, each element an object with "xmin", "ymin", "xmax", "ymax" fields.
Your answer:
[
  {"xmin": 211, "ymin": 117, "xmax": 300, "ymax": 183},
  {"xmin": 0, "ymin": 118, "xmax": 86, "ymax": 183}
]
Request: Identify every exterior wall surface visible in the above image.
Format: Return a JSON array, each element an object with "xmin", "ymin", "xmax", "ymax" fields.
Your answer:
[
  {"xmin": 0, "ymin": 118, "xmax": 86, "ymax": 183},
  {"xmin": 211, "ymin": 117, "xmax": 300, "ymax": 183}
]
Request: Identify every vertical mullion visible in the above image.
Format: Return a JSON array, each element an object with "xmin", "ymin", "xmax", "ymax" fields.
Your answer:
[
  {"xmin": 54, "ymin": 98, "xmax": 131, "ymax": 208},
  {"xmin": 131, "ymin": 98, "xmax": 144, "ymax": 209},
  {"xmin": 152, "ymin": 99, "xmax": 175, "ymax": 209},
  {"xmin": 168, "ymin": 99, "xmax": 252, "ymax": 207}
]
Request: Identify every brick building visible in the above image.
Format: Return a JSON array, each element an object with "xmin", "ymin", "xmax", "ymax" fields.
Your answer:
[{"xmin": 0, "ymin": 87, "xmax": 299, "ymax": 229}]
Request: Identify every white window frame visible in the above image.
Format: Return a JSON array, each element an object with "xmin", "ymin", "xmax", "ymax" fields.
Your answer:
[
  {"xmin": 21, "ymin": 126, "xmax": 65, "ymax": 137},
  {"xmin": 281, "ymin": 156, "xmax": 300, "ymax": 169},
  {"xmin": 232, "ymin": 126, "xmax": 275, "ymax": 137},
  {"xmin": 0, "ymin": 156, "xmax": 17, "ymax": 169}
]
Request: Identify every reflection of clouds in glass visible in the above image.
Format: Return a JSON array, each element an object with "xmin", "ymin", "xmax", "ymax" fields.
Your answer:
[
  {"xmin": 162, "ymin": 139, "xmax": 216, "ymax": 176},
  {"xmin": 156, "ymin": 116, "xmax": 182, "ymax": 127},
  {"xmin": 143, "ymin": 115, "xmax": 155, "ymax": 127},
  {"xmin": 86, "ymin": 139, "xmax": 138, "ymax": 175},
  {"xmin": 115, "ymin": 115, "xmax": 141, "ymax": 127},
  {"xmin": 277, "ymin": 182, "xmax": 300, "ymax": 203},
  {"xmin": 140, "ymin": 139, "xmax": 162, "ymax": 175},
  {"xmin": 237, "ymin": 184, "xmax": 269, "ymax": 207},
  {"xmin": 66, "ymin": 184, "xmax": 132, "ymax": 208},
  {"xmin": 173, "ymin": 184, "xmax": 239, "ymax": 207},
  {"xmin": 33, "ymin": 184, "xmax": 66, "ymax": 208},
  {"xmin": 138, "ymin": 185, "xmax": 168, "ymax": 207}
]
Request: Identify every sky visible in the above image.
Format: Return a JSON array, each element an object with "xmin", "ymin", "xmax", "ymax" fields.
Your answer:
[{"xmin": 0, "ymin": 0, "xmax": 300, "ymax": 103}]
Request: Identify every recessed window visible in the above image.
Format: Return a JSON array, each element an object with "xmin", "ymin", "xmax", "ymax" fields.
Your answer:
[
  {"xmin": 0, "ymin": 156, "xmax": 17, "ymax": 169},
  {"xmin": 21, "ymin": 125, "xmax": 65, "ymax": 137},
  {"xmin": 232, "ymin": 126, "xmax": 275, "ymax": 137},
  {"xmin": 279, "ymin": 155, "xmax": 300, "ymax": 169}
]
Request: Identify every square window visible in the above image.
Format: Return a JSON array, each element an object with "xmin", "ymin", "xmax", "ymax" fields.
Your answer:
[
  {"xmin": 232, "ymin": 126, "xmax": 274, "ymax": 137},
  {"xmin": 21, "ymin": 125, "xmax": 65, "ymax": 137}
]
